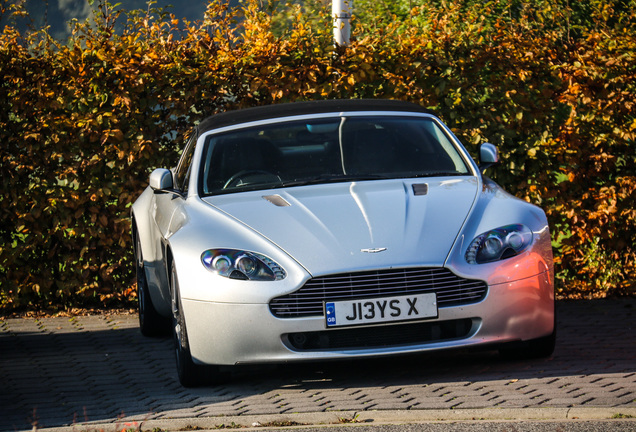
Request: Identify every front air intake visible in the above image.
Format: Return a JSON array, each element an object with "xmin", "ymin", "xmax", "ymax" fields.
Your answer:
[{"xmin": 270, "ymin": 267, "xmax": 487, "ymax": 318}]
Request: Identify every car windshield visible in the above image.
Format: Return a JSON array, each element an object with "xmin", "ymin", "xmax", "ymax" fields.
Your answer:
[{"xmin": 198, "ymin": 115, "xmax": 471, "ymax": 196}]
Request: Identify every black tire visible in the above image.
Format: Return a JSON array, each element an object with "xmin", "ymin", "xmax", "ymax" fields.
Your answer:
[
  {"xmin": 170, "ymin": 261, "xmax": 225, "ymax": 387},
  {"xmin": 135, "ymin": 233, "xmax": 170, "ymax": 337},
  {"xmin": 499, "ymin": 309, "xmax": 557, "ymax": 360}
]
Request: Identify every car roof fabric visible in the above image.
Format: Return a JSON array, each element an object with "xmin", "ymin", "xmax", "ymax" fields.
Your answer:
[{"xmin": 197, "ymin": 99, "xmax": 435, "ymax": 137}]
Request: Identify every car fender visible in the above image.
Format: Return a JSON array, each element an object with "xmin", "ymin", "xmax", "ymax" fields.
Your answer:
[
  {"xmin": 445, "ymin": 177, "xmax": 554, "ymax": 286},
  {"xmin": 165, "ymin": 196, "xmax": 311, "ymax": 305}
]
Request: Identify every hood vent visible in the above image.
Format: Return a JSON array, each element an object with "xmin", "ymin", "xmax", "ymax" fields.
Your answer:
[
  {"xmin": 263, "ymin": 195, "xmax": 291, "ymax": 207},
  {"xmin": 412, "ymin": 183, "xmax": 428, "ymax": 196}
]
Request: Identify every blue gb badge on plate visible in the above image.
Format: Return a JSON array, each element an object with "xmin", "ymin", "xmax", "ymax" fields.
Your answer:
[{"xmin": 325, "ymin": 302, "xmax": 336, "ymax": 327}]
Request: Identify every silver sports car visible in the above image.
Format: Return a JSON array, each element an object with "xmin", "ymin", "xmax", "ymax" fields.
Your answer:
[{"xmin": 132, "ymin": 99, "xmax": 555, "ymax": 387}]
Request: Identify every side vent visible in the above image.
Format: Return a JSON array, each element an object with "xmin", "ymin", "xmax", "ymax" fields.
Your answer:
[
  {"xmin": 263, "ymin": 195, "xmax": 291, "ymax": 207},
  {"xmin": 412, "ymin": 183, "xmax": 428, "ymax": 196}
]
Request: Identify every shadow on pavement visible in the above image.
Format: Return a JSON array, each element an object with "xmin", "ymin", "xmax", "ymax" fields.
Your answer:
[{"xmin": 1, "ymin": 298, "xmax": 634, "ymax": 431}]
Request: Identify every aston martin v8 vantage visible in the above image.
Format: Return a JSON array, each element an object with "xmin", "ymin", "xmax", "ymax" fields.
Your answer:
[{"xmin": 131, "ymin": 99, "xmax": 555, "ymax": 387}]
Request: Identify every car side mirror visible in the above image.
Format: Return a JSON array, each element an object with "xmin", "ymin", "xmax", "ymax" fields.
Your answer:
[
  {"xmin": 149, "ymin": 168, "xmax": 174, "ymax": 191},
  {"xmin": 478, "ymin": 143, "xmax": 499, "ymax": 172}
]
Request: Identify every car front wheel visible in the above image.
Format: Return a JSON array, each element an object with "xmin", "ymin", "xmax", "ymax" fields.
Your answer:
[{"xmin": 170, "ymin": 260, "xmax": 225, "ymax": 387}]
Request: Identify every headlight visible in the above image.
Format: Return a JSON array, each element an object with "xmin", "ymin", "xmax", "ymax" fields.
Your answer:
[
  {"xmin": 465, "ymin": 224, "xmax": 533, "ymax": 264},
  {"xmin": 201, "ymin": 249, "xmax": 286, "ymax": 281}
]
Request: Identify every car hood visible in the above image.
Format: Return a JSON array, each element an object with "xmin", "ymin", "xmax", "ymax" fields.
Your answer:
[{"xmin": 201, "ymin": 178, "xmax": 479, "ymax": 276}]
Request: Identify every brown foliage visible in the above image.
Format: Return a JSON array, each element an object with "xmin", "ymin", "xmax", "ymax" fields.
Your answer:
[{"xmin": 0, "ymin": 0, "xmax": 634, "ymax": 311}]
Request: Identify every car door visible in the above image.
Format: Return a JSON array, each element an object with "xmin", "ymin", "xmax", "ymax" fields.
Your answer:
[{"xmin": 150, "ymin": 132, "xmax": 197, "ymax": 280}]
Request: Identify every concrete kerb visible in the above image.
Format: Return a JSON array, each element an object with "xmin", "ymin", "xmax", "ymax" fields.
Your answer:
[{"xmin": 33, "ymin": 408, "xmax": 636, "ymax": 432}]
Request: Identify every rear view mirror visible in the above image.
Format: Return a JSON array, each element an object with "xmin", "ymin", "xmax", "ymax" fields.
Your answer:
[
  {"xmin": 149, "ymin": 168, "xmax": 173, "ymax": 191},
  {"xmin": 478, "ymin": 143, "xmax": 499, "ymax": 172}
]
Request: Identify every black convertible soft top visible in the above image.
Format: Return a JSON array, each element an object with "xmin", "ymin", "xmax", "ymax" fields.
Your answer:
[{"xmin": 197, "ymin": 99, "xmax": 435, "ymax": 136}]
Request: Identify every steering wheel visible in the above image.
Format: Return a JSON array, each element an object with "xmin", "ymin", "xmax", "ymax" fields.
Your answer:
[{"xmin": 223, "ymin": 170, "xmax": 281, "ymax": 189}]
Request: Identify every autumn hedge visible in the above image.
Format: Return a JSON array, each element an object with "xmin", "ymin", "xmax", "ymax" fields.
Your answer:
[{"xmin": 1, "ymin": 0, "xmax": 634, "ymax": 312}]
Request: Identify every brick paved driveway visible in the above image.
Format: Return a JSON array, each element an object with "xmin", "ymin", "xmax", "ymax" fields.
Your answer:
[{"xmin": 1, "ymin": 299, "xmax": 635, "ymax": 431}]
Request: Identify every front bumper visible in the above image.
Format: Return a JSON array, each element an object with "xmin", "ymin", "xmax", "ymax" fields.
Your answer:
[{"xmin": 182, "ymin": 269, "xmax": 554, "ymax": 366}]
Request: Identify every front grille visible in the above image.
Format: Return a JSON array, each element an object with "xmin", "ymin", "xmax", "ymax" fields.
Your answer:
[
  {"xmin": 285, "ymin": 318, "xmax": 476, "ymax": 351},
  {"xmin": 270, "ymin": 267, "xmax": 487, "ymax": 318}
]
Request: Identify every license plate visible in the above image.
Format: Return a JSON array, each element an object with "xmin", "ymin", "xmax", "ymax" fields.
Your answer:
[{"xmin": 324, "ymin": 293, "xmax": 437, "ymax": 328}]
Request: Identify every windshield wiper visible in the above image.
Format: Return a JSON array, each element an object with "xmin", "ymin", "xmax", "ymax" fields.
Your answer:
[
  {"xmin": 412, "ymin": 171, "xmax": 466, "ymax": 178},
  {"xmin": 279, "ymin": 174, "xmax": 389, "ymax": 188}
]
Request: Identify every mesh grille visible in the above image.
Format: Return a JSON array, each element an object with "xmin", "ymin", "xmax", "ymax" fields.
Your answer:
[
  {"xmin": 285, "ymin": 319, "xmax": 475, "ymax": 351},
  {"xmin": 270, "ymin": 267, "xmax": 487, "ymax": 318}
]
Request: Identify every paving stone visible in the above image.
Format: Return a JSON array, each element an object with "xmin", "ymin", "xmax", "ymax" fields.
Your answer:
[
  {"xmin": 1, "ymin": 298, "xmax": 635, "ymax": 432},
  {"xmin": 407, "ymin": 398, "xmax": 457, "ymax": 409},
  {"xmin": 365, "ymin": 400, "xmax": 415, "ymax": 410},
  {"xmin": 539, "ymin": 398, "xmax": 591, "ymax": 407},
  {"xmin": 281, "ymin": 404, "xmax": 330, "ymax": 414}
]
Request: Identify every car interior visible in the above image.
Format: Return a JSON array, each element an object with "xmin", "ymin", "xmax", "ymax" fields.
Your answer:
[{"xmin": 200, "ymin": 116, "xmax": 468, "ymax": 195}]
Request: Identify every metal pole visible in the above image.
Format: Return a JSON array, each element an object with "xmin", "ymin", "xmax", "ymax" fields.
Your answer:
[{"xmin": 333, "ymin": 0, "xmax": 351, "ymax": 46}]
